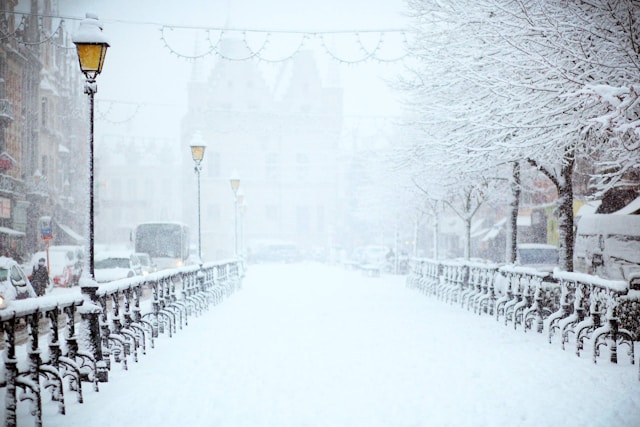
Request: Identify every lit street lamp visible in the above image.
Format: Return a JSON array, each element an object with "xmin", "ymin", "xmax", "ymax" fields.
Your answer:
[
  {"xmin": 190, "ymin": 134, "xmax": 206, "ymax": 262},
  {"xmin": 229, "ymin": 170, "xmax": 240, "ymax": 256},
  {"xmin": 72, "ymin": 12, "xmax": 109, "ymax": 381},
  {"xmin": 73, "ymin": 13, "xmax": 109, "ymax": 282}
]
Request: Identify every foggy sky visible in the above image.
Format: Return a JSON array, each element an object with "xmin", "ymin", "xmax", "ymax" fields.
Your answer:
[{"xmin": 56, "ymin": 0, "xmax": 410, "ymax": 140}]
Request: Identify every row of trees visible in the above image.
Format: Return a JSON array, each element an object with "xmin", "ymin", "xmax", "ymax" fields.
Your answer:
[{"xmin": 365, "ymin": 0, "xmax": 640, "ymax": 270}]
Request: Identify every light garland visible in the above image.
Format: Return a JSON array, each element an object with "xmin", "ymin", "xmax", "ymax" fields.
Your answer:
[
  {"xmin": 96, "ymin": 100, "xmax": 141, "ymax": 125},
  {"xmin": 1, "ymin": 9, "xmax": 412, "ymax": 64},
  {"xmin": 160, "ymin": 26, "xmax": 411, "ymax": 64}
]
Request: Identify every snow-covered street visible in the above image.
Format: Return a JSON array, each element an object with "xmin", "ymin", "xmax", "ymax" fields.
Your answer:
[{"xmin": 38, "ymin": 263, "xmax": 640, "ymax": 427}]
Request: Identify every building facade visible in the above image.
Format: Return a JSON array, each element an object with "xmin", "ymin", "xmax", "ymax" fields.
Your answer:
[
  {"xmin": 181, "ymin": 39, "xmax": 344, "ymax": 260},
  {"xmin": 0, "ymin": 0, "xmax": 87, "ymax": 260}
]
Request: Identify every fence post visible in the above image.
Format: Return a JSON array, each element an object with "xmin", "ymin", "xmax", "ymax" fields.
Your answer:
[{"xmin": 79, "ymin": 285, "xmax": 109, "ymax": 382}]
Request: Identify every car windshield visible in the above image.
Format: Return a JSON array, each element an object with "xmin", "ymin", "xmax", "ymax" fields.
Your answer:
[
  {"xmin": 95, "ymin": 258, "xmax": 130, "ymax": 269},
  {"xmin": 519, "ymin": 248, "xmax": 559, "ymax": 265},
  {"xmin": 0, "ymin": 267, "xmax": 7, "ymax": 281}
]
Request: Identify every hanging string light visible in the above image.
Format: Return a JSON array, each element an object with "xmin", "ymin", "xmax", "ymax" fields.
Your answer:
[
  {"xmin": 95, "ymin": 99, "xmax": 141, "ymax": 125},
  {"xmin": 2, "ymin": 9, "xmax": 412, "ymax": 64},
  {"xmin": 159, "ymin": 26, "xmax": 411, "ymax": 64}
]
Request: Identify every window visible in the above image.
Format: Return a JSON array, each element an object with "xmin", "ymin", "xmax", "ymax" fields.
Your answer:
[
  {"xmin": 41, "ymin": 97, "xmax": 47, "ymax": 128},
  {"xmin": 296, "ymin": 206, "xmax": 310, "ymax": 233},
  {"xmin": 10, "ymin": 265, "xmax": 25, "ymax": 284},
  {"xmin": 0, "ymin": 198, "xmax": 10, "ymax": 219},
  {"xmin": 296, "ymin": 153, "xmax": 309, "ymax": 181},
  {"xmin": 41, "ymin": 156, "xmax": 48, "ymax": 177},
  {"xmin": 316, "ymin": 205, "xmax": 324, "ymax": 232},
  {"xmin": 265, "ymin": 153, "xmax": 279, "ymax": 181}
]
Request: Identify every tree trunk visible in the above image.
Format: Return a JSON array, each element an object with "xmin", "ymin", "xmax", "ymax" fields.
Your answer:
[
  {"xmin": 464, "ymin": 217, "xmax": 471, "ymax": 260},
  {"xmin": 557, "ymin": 159, "xmax": 575, "ymax": 271},
  {"xmin": 433, "ymin": 214, "xmax": 439, "ymax": 260},
  {"xmin": 506, "ymin": 162, "xmax": 520, "ymax": 263}
]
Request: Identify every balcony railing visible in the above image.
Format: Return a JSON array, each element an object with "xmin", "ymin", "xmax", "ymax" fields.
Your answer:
[{"xmin": 0, "ymin": 99, "xmax": 14, "ymax": 122}]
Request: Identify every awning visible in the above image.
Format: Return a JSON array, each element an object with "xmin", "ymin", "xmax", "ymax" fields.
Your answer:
[
  {"xmin": 481, "ymin": 218, "xmax": 506, "ymax": 242},
  {"xmin": 0, "ymin": 227, "xmax": 25, "ymax": 237},
  {"xmin": 55, "ymin": 222, "xmax": 84, "ymax": 244}
]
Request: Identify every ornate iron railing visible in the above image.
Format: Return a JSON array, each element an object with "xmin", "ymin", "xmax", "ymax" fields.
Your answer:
[
  {"xmin": 406, "ymin": 258, "xmax": 640, "ymax": 379},
  {"xmin": 0, "ymin": 259, "xmax": 243, "ymax": 427}
]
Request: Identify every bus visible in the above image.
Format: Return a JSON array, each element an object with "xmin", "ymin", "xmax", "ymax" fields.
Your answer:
[{"xmin": 133, "ymin": 222, "xmax": 190, "ymax": 270}]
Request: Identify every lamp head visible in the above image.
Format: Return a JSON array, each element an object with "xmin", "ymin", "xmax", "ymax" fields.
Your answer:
[
  {"xmin": 190, "ymin": 145, "xmax": 206, "ymax": 163},
  {"xmin": 236, "ymin": 188, "xmax": 245, "ymax": 205},
  {"xmin": 190, "ymin": 131, "xmax": 207, "ymax": 166},
  {"xmin": 229, "ymin": 169, "xmax": 240, "ymax": 193},
  {"xmin": 72, "ymin": 13, "xmax": 110, "ymax": 80}
]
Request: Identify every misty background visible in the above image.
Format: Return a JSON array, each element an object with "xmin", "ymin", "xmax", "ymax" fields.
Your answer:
[{"xmin": 50, "ymin": 0, "xmax": 412, "ymax": 260}]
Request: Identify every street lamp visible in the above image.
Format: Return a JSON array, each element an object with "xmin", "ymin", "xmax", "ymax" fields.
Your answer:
[
  {"xmin": 72, "ymin": 12, "xmax": 109, "ymax": 382},
  {"xmin": 190, "ymin": 133, "xmax": 206, "ymax": 262},
  {"xmin": 229, "ymin": 170, "xmax": 240, "ymax": 256},
  {"xmin": 236, "ymin": 189, "xmax": 246, "ymax": 257},
  {"xmin": 72, "ymin": 13, "xmax": 109, "ymax": 282}
]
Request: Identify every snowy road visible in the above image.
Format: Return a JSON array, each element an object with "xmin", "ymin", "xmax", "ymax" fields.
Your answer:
[{"xmin": 39, "ymin": 263, "xmax": 640, "ymax": 427}]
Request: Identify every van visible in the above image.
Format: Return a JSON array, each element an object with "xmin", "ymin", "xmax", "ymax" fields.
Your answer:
[{"xmin": 574, "ymin": 213, "xmax": 640, "ymax": 283}]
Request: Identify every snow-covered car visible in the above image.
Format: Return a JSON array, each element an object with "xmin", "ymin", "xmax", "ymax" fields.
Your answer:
[
  {"xmin": 134, "ymin": 252, "xmax": 157, "ymax": 276},
  {"xmin": 574, "ymin": 211, "xmax": 640, "ymax": 282},
  {"xmin": 28, "ymin": 245, "xmax": 84, "ymax": 287},
  {"xmin": 94, "ymin": 252, "xmax": 142, "ymax": 283},
  {"xmin": 515, "ymin": 243, "xmax": 559, "ymax": 272},
  {"xmin": 0, "ymin": 256, "xmax": 37, "ymax": 308},
  {"xmin": 352, "ymin": 245, "xmax": 391, "ymax": 268},
  {"xmin": 249, "ymin": 241, "xmax": 302, "ymax": 263}
]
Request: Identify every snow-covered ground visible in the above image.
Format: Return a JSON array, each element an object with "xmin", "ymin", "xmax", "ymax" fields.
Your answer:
[{"xmin": 11, "ymin": 263, "xmax": 640, "ymax": 426}]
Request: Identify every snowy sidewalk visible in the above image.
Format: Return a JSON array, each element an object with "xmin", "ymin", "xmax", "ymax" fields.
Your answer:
[{"xmin": 37, "ymin": 263, "xmax": 640, "ymax": 427}]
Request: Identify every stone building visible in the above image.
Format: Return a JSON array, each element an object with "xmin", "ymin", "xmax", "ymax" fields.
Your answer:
[
  {"xmin": 0, "ymin": 0, "xmax": 87, "ymax": 260},
  {"xmin": 181, "ymin": 39, "xmax": 344, "ymax": 260}
]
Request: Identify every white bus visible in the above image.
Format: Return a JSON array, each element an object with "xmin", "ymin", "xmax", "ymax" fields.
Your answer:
[{"xmin": 133, "ymin": 222, "xmax": 190, "ymax": 270}]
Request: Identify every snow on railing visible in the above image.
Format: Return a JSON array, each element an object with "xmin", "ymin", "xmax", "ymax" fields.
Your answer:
[
  {"xmin": 405, "ymin": 257, "xmax": 639, "ymax": 379},
  {"xmin": 0, "ymin": 258, "xmax": 244, "ymax": 427}
]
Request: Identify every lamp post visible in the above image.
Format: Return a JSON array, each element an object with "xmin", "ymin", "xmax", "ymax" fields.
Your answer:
[
  {"xmin": 236, "ymin": 188, "xmax": 245, "ymax": 257},
  {"xmin": 190, "ymin": 134, "xmax": 206, "ymax": 262},
  {"xmin": 72, "ymin": 12, "xmax": 109, "ymax": 382},
  {"xmin": 72, "ymin": 13, "xmax": 109, "ymax": 282},
  {"xmin": 229, "ymin": 170, "xmax": 240, "ymax": 256}
]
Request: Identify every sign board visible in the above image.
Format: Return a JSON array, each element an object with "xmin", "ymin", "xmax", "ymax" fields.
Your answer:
[{"xmin": 38, "ymin": 216, "xmax": 53, "ymax": 239}]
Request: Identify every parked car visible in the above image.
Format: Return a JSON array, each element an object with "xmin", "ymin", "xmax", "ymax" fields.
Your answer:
[
  {"xmin": 135, "ymin": 252, "xmax": 157, "ymax": 276},
  {"xmin": 352, "ymin": 245, "xmax": 391, "ymax": 267},
  {"xmin": 574, "ymin": 212, "xmax": 640, "ymax": 282},
  {"xmin": 515, "ymin": 243, "xmax": 559, "ymax": 272},
  {"xmin": 249, "ymin": 241, "xmax": 302, "ymax": 263},
  {"xmin": 94, "ymin": 251, "xmax": 142, "ymax": 283},
  {"xmin": 28, "ymin": 245, "xmax": 84, "ymax": 287},
  {"xmin": 0, "ymin": 256, "xmax": 36, "ymax": 308}
]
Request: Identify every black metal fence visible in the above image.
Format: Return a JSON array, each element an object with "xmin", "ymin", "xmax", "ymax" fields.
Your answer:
[
  {"xmin": 0, "ymin": 259, "xmax": 243, "ymax": 427},
  {"xmin": 406, "ymin": 258, "xmax": 640, "ymax": 378}
]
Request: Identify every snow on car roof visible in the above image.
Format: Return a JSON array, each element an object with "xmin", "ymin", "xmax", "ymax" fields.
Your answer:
[
  {"xmin": 517, "ymin": 243, "xmax": 557, "ymax": 250},
  {"xmin": 0, "ymin": 256, "xmax": 18, "ymax": 268},
  {"xmin": 95, "ymin": 251, "xmax": 133, "ymax": 260}
]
